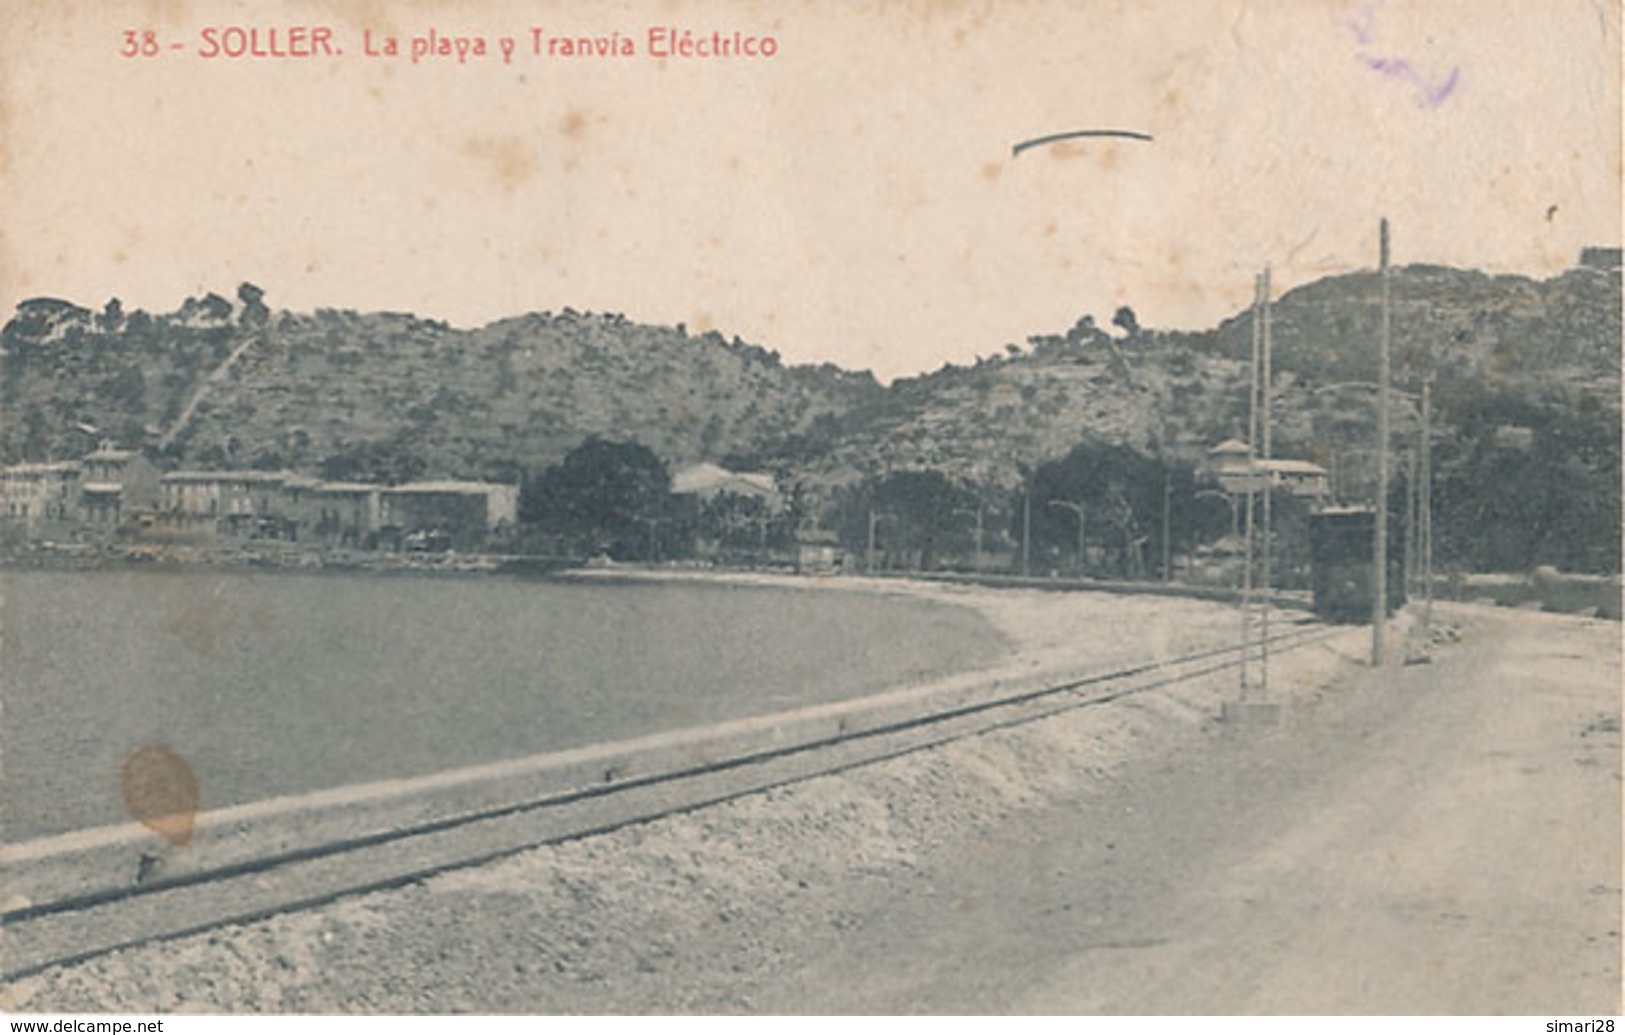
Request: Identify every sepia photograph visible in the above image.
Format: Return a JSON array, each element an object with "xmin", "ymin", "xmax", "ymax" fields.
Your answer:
[{"xmin": 0, "ymin": 0, "xmax": 1619, "ymax": 1017}]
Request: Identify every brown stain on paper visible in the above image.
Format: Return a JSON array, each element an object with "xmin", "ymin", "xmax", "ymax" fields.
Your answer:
[
  {"xmin": 557, "ymin": 108, "xmax": 612, "ymax": 150},
  {"xmin": 122, "ymin": 745, "xmax": 200, "ymax": 846},
  {"xmin": 135, "ymin": 0, "xmax": 191, "ymax": 30},
  {"xmin": 558, "ymin": 109, "xmax": 591, "ymax": 140},
  {"xmin": 461, "ymin": 135, "xmax": 538, "ymax": 194},
  {"xmin": 1045, "ymin": 140, "xmax": 1124, "ymax": 172}
]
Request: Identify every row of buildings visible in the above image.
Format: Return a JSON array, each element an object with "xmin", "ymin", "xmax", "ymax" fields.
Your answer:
[
  {"xmin": 0, "ymin": 445, "xmax": 519, "ymax": 552},
  {"xmin": 1, "ymin": 441, "xmax": 1328, "ymax": 561}
]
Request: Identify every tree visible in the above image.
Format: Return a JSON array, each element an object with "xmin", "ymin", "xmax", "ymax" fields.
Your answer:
[
  {"xmin": 522, "ymin": 437, "xmax": 672, "ymax": 560},
  {"xmin": 692, "ymin": 490, "xmax": 787, "ymax": 558},
  {"xmin": 1430, "ymin": 390, "xmax": 1621, "ymax": 574},
  {"xmin": 19, "ymin": 403, "xmax": 49, "ymax": 461},
  {"xmin": 99, "ymin": 298, "xmax": 125, "ymax": 333},
  {"xmin": 1023, "ymin": 440, "xmax": 1222, "ymax": 578},
  {"xmin": 318, "ymin": 438, "xmax": 428, "ymax": 485},
  {"xmin": 1064, "ymin": 314, "xmax": 1106, "ymax": 349},
  {"xmin": 102, "ymin": 364, "xmax": 148, "ymax": 410},
  {"xmin": 1112, "ymin": 305, "xmax": 1140, "ymax": 337},
  {"xmin": 237, "ymin": 283, "xmax": 269, "ymax": 327},
  {"xmin": 835, "ymin": 469, "xmax": 976, "ymax": 571}
]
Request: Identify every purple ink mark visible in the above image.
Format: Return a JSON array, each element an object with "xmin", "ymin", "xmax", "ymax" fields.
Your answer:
[
  {"xmin": 1363, "ymin": 56, "xmax": 1460, "ymax": 109},
  {"xmin": 1423, "ymin": 67, "xmax": 1460, "ymax": 107},
  {"xmin": 1345, "ymin": 3, "xmax": 1461, "ymax": 109},
  {"xmin": 1346, "ymin": 2, "xmax": 1378, "ymax": 46},
  {"xmin": 1363, "ymin": 54, "xmax": 1411, "ymax": 76}
]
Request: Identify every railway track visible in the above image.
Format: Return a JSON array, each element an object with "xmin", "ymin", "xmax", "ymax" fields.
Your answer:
[{"xmin": 1, "ymin": 619, "xmax": 1346, "ymax": 983}]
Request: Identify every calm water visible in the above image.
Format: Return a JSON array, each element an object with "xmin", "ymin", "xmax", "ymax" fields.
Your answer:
[{"xmin": 1, "ymin": 569, "xmax": 1008, "ymax": 842}]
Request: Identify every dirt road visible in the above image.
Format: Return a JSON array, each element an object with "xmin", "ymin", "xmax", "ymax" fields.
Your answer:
[
  {"xmin": 759, "ymin": 606, "xmax": 1622, "ymax": 1013},
  {"xmin": 7, "ymin": 603, "xmax": 1617, "ymax": 1013}
]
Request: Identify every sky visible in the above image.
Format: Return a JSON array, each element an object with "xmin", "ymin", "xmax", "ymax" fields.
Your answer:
[{"xmin": 1, "ymin": 0, "xmax": 1619, "ymax": 381}]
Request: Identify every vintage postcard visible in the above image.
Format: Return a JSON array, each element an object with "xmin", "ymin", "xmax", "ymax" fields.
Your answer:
[{"xmin": 0, "ymin": 0, "xmax": 1619, "ymax": 1017}]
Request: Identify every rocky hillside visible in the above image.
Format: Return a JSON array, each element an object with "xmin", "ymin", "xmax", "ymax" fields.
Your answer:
[
  {"xmin": 759, "ymin": 321, "xmax": 1247, "ymax": 492},
  {"xmin": 2, "ymin": 261, "xmax": 1617, "ymax": 569},
  {"xmin": 764, "ymin": 263, "xmax": 1620, "ymax": 494},
  {"xmin": 0, "ymin": 289, "xmax": 884, "ymax": 483}
]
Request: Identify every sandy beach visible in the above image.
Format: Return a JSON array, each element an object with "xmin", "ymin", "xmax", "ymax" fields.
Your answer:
[{"xmin": 6, "ymin": 574, "xmax": 1615, "ymax": 1014}]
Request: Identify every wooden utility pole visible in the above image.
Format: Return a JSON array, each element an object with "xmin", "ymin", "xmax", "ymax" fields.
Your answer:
[
  {"xmin": 1260, "ymin": 265, "xmax": 1273, "ymax": 695},
  {"xmin": 1161, "ymin": 470, "xmax": 1172, "ymax": 582},
  {"xmin": 1374, "ymin": 217, "xmax": 1391, "ymax": 667},
  {"xmin": 1405, "ymin": 446, "xmax": 1418, "ymax": 596},
  {"xmin": 1421, "ymin": 378, "xmax": 1433, "ymax": 654},
  {"xmin": 1240, "ymin": 273, "xmax": 1262, "ymax": 695},
  {"xmin": 1021, "ymin": 487, "xmax": 1031, "ymax": 577},
  {"xmin": 972, "ymin": 502, "xmax": 985, "ymax": 573}
]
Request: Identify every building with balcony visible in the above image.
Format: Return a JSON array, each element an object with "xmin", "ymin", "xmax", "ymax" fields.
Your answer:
[
  {"xmin": 79, "ymin": 444, "xmax": 160, "ymax": 532},
  {"xmin": 0, "ymin": 462, "xmax": 82, "ymax": 540},
  {"xmin": 159, "ymin": 470, "xmax": 294, "ymax": 539},
  {"xmin": 1206, "ymin": 439, "xmax": 1329, "ymax": 500}
]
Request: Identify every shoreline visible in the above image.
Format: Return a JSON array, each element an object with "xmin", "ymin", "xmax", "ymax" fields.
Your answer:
[
  {"xmin": 0, "ymin": 582, "xmax": 1440, "ymax": 1011},
  {"xmin": 9, "ymin": 541, "xmax": 1614, "ymax": 618}
]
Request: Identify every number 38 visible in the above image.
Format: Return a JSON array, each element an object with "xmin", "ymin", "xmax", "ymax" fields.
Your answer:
[{"xmin": 121, "ymin": 29, "xmax": 159, "ymax": 57}]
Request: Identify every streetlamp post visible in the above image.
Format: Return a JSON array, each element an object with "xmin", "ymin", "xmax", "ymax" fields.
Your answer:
[
  {"xmin": 1021, "ymin": 484, "xmax": 1031, "ymax": 577},
  {"xmin": 954, "ymin": 503, "xmax": 986, "ymax": 572},
  {"xmin": 866, "ymin": 508, "xmax": 879, "ymax": 574},
  {"xmin": 1161, "ymin": 470, "xmax": 1173, "ymax": 582},
  {"xmin": 1047, "ymin": 499, "xmax": 1087, "ymax": 575}
]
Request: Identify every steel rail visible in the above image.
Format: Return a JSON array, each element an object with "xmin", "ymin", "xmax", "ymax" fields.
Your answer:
[{"xmin": 1, "ymin": 621, "xmax": 1341, "ymax": 983}]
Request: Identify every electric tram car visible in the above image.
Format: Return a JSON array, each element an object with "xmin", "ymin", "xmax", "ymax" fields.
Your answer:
[{"xmin": 1308, "ymin": 506, "xmax": 1406, "ymax": 622}]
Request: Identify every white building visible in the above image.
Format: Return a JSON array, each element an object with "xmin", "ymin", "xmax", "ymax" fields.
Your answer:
[
  {"xmin": 671, "ymin": 462, "xmax": 781, "ymax": 507},
  {"xmin": 0, "ymin": 462, "xmax": 82, "ymax": 537},
  {"xmin": 1206, "ymin": 439, "xmax": 1329, "ymax": 499},
  {"xmin": 159, "ymin": 470, "xmax": 293, "ymax": 538}
]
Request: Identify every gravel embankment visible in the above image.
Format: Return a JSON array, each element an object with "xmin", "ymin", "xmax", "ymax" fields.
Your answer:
[{"xmin": 4, "ymin": 580, "xmax": 1382, "ymax": 1012}]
